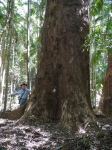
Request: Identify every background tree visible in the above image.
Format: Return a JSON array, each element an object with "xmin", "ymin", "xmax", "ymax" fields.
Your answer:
[
  {"xmin": 90, "ymin": 0, "xmax": 112, "ymax": 111},
  {"xmin": 0, "ymin": 0, "xmax": 15, "ymax": 111},
  {"xmin": 0, "ymin": 0, "xmax": 46, "ymax": 111}
]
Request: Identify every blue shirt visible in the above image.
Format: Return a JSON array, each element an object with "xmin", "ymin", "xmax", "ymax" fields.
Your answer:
[
  {"xmin": 17, "ymin": 88, "xmax": 30, "ymax": 100},
  {"xmin": 12, "ymin": 88, "xmax": 31, "ymax": 106}
]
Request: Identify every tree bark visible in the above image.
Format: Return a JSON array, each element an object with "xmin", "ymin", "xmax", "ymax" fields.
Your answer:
[
  {"xmin": 4, "ymin": 0, "xmax": 15, "ymax": 112},
  {"xmin": 100, "ymin": 53, "xmax": 112, "ymax": 116},
  {"xmin": 26, "ymin": 0, "xmax": 30, "ymax": 88},
  {"xmin": 24, "ymin": 0, "xmax": 94, "ymax": 130}
]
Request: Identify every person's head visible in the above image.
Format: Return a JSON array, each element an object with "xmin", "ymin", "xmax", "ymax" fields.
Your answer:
[{"xmin": 20, "ymin": 83, "xmax": 27, "ymax": 89}]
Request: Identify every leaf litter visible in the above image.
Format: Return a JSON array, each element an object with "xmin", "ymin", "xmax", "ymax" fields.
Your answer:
[{"xmin": 0, "ymin": 118, "xmax": 112, "ymax": 150}]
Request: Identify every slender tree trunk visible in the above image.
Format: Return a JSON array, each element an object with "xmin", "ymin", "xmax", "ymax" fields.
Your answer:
[
  {"xmin": 0, "ymin": 32, "xmax": 6, "ymax": 104},
  {"xmin": 1, "ymin": 69, "xmax": 5, "ymax": 105},
  {"xmin": 3, "ymin": 0, "xmax": 15, "ymax": 112},
  {"xmin": 26, "ymin": 0, "xmax": 30, "ymax": 87},
  {"xmin": 24, "ymin": 0, "xmax": 94, "ymax": 130}
]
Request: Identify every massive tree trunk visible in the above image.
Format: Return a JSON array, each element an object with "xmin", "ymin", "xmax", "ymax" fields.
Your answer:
[
  {"xmin": 100, "ymin": 53, "xmax": 112, "ymax": 116},
  {"xmin": 24, "ymin": 0, "xmax": 94, "ymax": 130}
]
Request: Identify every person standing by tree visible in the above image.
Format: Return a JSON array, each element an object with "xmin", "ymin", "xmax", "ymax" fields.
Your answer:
[{"xmin": 11, "ymin": 83, "xmax": 31, "ymax": 107}]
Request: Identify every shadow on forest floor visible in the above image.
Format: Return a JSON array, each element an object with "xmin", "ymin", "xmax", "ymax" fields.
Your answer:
[{"xmin": 0, "ymin": 118, "xmax": 112, "ymax": 150}]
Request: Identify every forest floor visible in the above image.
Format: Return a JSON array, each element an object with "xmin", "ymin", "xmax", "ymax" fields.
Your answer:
[{"xmin": 0, "ymin": 117, "xmax": 112, "ymax": 150}]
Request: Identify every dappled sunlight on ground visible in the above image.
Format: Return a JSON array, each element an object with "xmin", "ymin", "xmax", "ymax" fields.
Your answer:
[
  {"xmin": 0, "ymin": 119, "xmax": 64, "ymax": 149},
  {"xmin": 78, "ymin": 127, "xmax": 86, "ymax": 134},
  {"xmin": 0, "ymin": 118, "xmax": 112, "ymax": 149}
]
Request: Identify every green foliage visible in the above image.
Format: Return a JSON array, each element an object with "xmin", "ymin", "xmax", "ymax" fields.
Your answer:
[
  {"xmin": 91, "ymin": 0, "xmax": 104, "ymax": 16},
  {"xmin": 0, "ymin": 6, "xmax": 6, "ymax": 28},
  {"xmin": 90, "ymin": 0, "xmax": 111, "ymax": 106},
  {"xmin": 12, "ymin": 0, "xmax": 46, "ymax": 83},
  {"xmin": 0, "ymin": 0, "xmax": 46, "ymax": 106}
]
